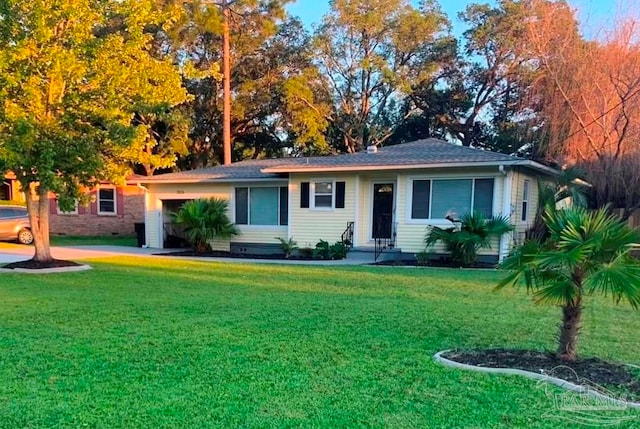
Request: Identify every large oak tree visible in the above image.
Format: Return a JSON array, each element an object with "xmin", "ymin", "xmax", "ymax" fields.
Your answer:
[
  {"xmin": 312, "ymin": 0, "xmax": 452, "ymax": 153},
  {"xmin": 0, "ymin": 0, "xmax": 188, "ymax": 262}
]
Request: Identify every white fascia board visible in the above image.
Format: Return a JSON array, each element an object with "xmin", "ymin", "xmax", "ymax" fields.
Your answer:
[
  {"xmin": 263, "ymin": 160, "xmax": 560, "ymax": 175},
  {"xmin": 140, "ymin": 177, "xmax": 288, "ymax": 185}
]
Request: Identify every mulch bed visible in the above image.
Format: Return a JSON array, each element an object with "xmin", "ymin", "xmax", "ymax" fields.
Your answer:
[
  {"xmin": 157, "ymin": 250, "xmax": 316, "ymax": 261},
  {"xmin": 443, "ymin": 349, "xmax": 640, "ymax": 401},
  {"xmin": 373, "ymin": 259, "xmax": 496, "ymax": 269},
  {"xmin": 3, "ymin": 259, "xmax": 83, "ymax": 270}
]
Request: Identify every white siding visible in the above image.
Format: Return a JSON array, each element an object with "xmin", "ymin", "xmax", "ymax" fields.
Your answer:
[
  {"xmin": 145, "ymin": 191, "xmax": 162, "ymax": 248},
  {"xmin": 510, "ymin": 169, "xmax": 541, "ymax": 244},
  {"xmin": 353, "ymin": 173, "xmax": 397, "ymax": 247},
  {"xmin": 145, "ymin": 181, "xmax": 287, "ymax": 249},
  {"xmin": 395, "ymin": 168, "xmax": 505, "ymax": 254},
  {"xmin": 356, "ymin": 176, "xmax": 369, "ymax": 247},
  {"xmin": 143, "ymin": 166, "xmax": 548, "ymax": 256},
  {"xmin": 289, "ymin": 174, "xmax": 356, "ymax": 248},
  {"xmin": 235, "ymin": 225, "xmax": 288, "ymax": 244},
  {"xmin": 322, "ymin": 167, "xmax": 507, "ymax": 254}
]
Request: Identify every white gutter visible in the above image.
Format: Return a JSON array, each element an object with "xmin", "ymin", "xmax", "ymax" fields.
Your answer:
[
  {"xmin": 138, "ymin": 177, "xmax": 289, "ymax": 185},
  {"xmin": 262, "ymin": 159, "xmax": 560, "ymax": 176},
  {"xmin": 137, "ymin": 159, "xmax": 559, "ymax": 185},
  {"xmin": 499, "ymin": 169, "xmax": 514, "ymax": 262}
]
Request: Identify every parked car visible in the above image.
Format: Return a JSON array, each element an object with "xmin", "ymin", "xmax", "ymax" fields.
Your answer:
[{"xmin": 0, "ymin": 206, "xmax": 33, "ymax": 244}]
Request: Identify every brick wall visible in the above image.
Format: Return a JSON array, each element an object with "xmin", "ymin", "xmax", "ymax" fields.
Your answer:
[{"xmin": 49, "ymin": 185, "xmax": 144, "ymax": 236}]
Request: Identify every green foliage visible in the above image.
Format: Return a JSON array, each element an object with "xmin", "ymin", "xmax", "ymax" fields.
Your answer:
[
  {"xmin": 425, "ymin": 211, "xmax": 513, "ymax": 266},
  {"xmin": 329, "ymin": 241, "xmax": 348, "ymax": 260},
  {"xmin": 527, "ymin": 168, "xmax": 588, "ymax": 242},
  {"xmin": 313, "ymin": 239, "xmax": 348, "ymax": 260},
  {"xmin": 415, "ymin": 250, "xmax": 431, "ymax": 266},
  {"xmin": 402, "ymin": 0, "xmax": 544, "ymax": 152},
  {"xmin": 275, "ymin": 236, "xmax": 298, "ymax": 259},
  {"xmin": 297, "ymin": 247, "xmax": 314, "ymax": 258},
  {"xmin": 499, "ymin": 207, "xmax": 640, "ymax": 306},
  {"xmin": 0, "ymin": 0, "xmax": 188, "ymax": 257},
  {"xmin": 314, "ymin": 0, "xmax": 452, "ymax": 152},
  {"xmin": 172, "ymin": 198, "xmax": 239, "ymax": 252},
  {"xmin": 1, "ymin": 258, "xmax": 639, "ymax": 427},
  {"xmin": 123, "ymin": 110, "xmax": 191, "ymax": 176},
  {"xmin": 498, "ymin": 207, "xmax": 640, "ymax": 359},
  {"xmin": 313, "ymin": 239, "xmax": 331, "ymax": 260},
  {"xmin": 167, "ymin": 8, "xmax": 319, "ymax": 167}
]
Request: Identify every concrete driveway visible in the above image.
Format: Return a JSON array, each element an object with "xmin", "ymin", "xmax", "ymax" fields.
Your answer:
[{"xmin": 0, "ymin": 245, "xmax": 164, "ymax": 264}]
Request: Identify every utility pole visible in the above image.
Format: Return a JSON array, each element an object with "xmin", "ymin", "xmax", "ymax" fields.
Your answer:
[
  {"xmin": 202, "ymin": 0, "xmax": 234, "ymax": 164},
  {"xmin": 221, "ymin": 0, "xmax": 232, "ymax": 165}
]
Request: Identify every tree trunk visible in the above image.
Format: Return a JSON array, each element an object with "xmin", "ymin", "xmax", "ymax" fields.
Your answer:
[
  {"xmin": 556, "ymin": 296, "xmax": 582, "ymax": 362},
  {"xmin": 25, "ymin": 183, "xmax": 53, "ymax": 263},
  {"xmin": 221, "ymin": 1, "xmax": 232, "ymax": 165}
]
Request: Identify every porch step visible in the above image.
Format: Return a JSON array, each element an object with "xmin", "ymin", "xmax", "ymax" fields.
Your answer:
[
  {"xmin": 347, "ymin": 247, "xmax": 403, "ymax": 263},
  {"xmin": 351, "ymin": 246, "xmax": 402, "ymax": 253}
]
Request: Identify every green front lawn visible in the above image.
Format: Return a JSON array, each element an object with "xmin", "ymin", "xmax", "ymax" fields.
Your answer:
[{"xmin": 1, "ymin": 259, "xmax": 638, "ymax": 428}]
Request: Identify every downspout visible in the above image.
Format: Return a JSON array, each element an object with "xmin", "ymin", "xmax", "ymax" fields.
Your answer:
[
  {"xmin": 353, "ymin": 175, "xmax": 359, "ymax": 248},
  {"xmin": 499, "ymin": 166, "xmax": 513, "ymax": 262},
  {"xmin": 137, "ymin": 183, "xmax": 150, "ymax": 248},
  {"xmin": 287, "ymin": 174, "xmax": 292, "ymax": 241}
]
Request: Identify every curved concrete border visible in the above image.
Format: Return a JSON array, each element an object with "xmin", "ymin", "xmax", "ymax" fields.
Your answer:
[
  {"xmin": 434, "ymin": 350, "xmax": 640, "ymax": 410},
  {"xmin": 0, "ymin": 264, "xmax": 92, "ymax": 274}
]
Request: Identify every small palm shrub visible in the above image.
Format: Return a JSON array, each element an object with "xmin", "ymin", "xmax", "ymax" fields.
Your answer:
[
  {"xmin": 313, "ymin": 239, "xmax": 348, "ymax": 260},
  {"xmin": 313, "ymin": 239, "xmax": 331, "ymax": 259},
  {"xmin": 275, "ymin": 237, "xmax": 298, "ymax": 259},
  {"xmin": 498, "ymin": 207, "xmax": 640, "ymax": 362},
  {"xmin": 329, "ymin": 241, "xmax": 347, "ymax": 260},
  {"xmin": 172, "ymin": 198, "xmax": 239, "ymax": 253},
  {"xmin": 526, "ymin": 169, "xmax": 588, "ymax": 243},
  {"xmin": 424, "ymin": 211, "xmax": 513, "ymax": 266}
]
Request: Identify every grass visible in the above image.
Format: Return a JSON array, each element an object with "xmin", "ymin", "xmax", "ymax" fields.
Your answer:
[
  {"xmin": 0, "ymin": 258, "xmax": 639, "ymax": 428},
  {"xmin": 49, "ymin": 235, "xmax": 137, "ymax": 247}
]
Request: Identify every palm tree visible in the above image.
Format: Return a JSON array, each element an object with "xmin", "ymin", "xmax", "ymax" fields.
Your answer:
[
  {"xmin": 526, "ymin": 168, "xmax": 588, "ymax": 243},
  {"xmin": 498, "ymin": 207, "xmax": 640, "ymax": 362},
  {"xmin": 425, "ymin": 211, "xmax": 513, "ymax": 266},
  {"xmin": 172, "ymin": 198, "xmax": 239, "ymax": 253}
]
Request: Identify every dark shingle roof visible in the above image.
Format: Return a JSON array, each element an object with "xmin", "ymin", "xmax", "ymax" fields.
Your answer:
[
  {"xmin": 141, "ymin": 139, "xmax": 551, "ymax": 183},
  {"xmin": 140, "ymin": 158, "xmax": 305, "ymax": 182},
  {"xmin": 263, "ymin": 139, "xmax": 516, "ymax": 172}
]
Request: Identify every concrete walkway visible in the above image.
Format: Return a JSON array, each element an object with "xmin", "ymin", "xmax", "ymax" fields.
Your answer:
[{"xmin": 0, "ymin": 245, "xmax": 376, "ymax": 266}]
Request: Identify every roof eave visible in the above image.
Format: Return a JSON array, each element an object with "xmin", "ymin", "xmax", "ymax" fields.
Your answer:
[
  {"xmin": 139, "ymin": 177, "xmax": 288, "ymax": 185},
  {"xmin": 518, "ymin": 160, "xmax": 562, "ymax": 177},
  {"xmin": 262, "ymin": 159, "xmax": 560, "ymax": 174}
]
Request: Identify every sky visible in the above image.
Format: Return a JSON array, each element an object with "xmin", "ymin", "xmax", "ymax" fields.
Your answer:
[{"xmin": 285, "ymin": 0, "xmax": 632, "ymax": 38}]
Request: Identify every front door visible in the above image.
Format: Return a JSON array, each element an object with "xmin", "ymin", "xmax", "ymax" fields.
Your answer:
[{"xmin": 372, "ymin": 183, "xmax": 394, "ymax": 239}]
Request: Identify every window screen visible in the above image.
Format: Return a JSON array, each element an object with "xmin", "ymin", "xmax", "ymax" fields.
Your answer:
[
  {"xmin": 314, "ymin": 181, "xmax": 333, "ymax": 208},
  {"xmin": 235, "ymin": 188, "xmax": 248, "ymax": 225},
  {"xmin": 411, "ymin": 180, "xmax": 431, "ymax": 219},
  {"xmin": 98, "ymin": 188, "xmax": 115, "ymax": 213},
  {"xmin": 431, "ymin": 180, "xmax": 472, "ymax": 219},
  {"xmin": 473, "ymin": 179, "xmax": 494, "ymax": 218},
  {"xmin": 250, "ymin": 187, "xmax": 279, "ymax": 225}
]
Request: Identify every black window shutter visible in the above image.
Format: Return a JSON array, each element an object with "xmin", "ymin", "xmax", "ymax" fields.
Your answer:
[
  {"xmin": 335, "ymin": 181, "xmax": 346, "ymax": 208},
  {"xmin": 300, "ymin": 182, "xmax": 310, "ymax": 208},
  {"xmin": 235, "ymin": 187, "xmax": 248, "ymax": 224},
  {"xmin": 411, "ymin": 180, "xmax": 430, "ymax": 219},
  {"xmin": 279, "ymin": 186, "xmax": 289, "ymax": 225}
]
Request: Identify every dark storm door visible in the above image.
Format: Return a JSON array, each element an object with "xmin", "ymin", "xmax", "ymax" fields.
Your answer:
[{"xmin": 372, "ymin": 183, "xmax": 394, "ymax": 239}]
